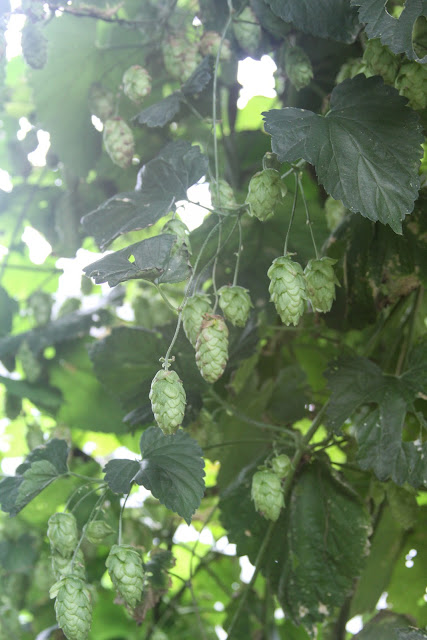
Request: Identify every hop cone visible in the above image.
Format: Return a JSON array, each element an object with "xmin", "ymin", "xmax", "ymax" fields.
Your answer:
[
  {"xmin": 84, "ymin": 520, "xmax": 114, "ymax": 545},
  {"xmin": 251, "ymin": 470, "xmax": 284, "ymax": 522},
  {"xmin": 199, "ymin": 31, "xmax": 231, "ymax": 61},
  {"xmin": 335, "ymin": 58, "xmax": 366, "ymax": 84},
  {"xmin": 103, "ymin": 117, "xmax": 135, "ymax": 169},
  {"xmin": 149, "ymin": 369, "xmax": 186, "ymax": 435},
  {"xmin": 218, "ymin": 285, "xmax": 252, "ymax": 327},
  {"xmin": 162, "ymin": 218, "xmax": 191, "ymax": 254},
  {"xmin": 304, "ymin": 257, "xmax": 339, "ymax": 313},
  {"xmin": 28, "ymin": 291, "xmax": 52, "ymax": 326},
  {"xmin": 162, "ymin": 35, "xmax": 201, "ymax": 81},
  {"xmin": 52, "ymin": 548, "xmax": 85, "ymax": 580},
  {"xmin": 182, "ymin": 293, "xmax": 213, "ymax": 346},
  {"xmin": 4, "ymin": 392, "xmax": 22, "ymax": 420},
  {"xmin": 246, "ymin": 169, "xmax": 284, "ymax": 221},
  {"xmin": 122, "ymin": 65, "xmax": 152, "ymax": 103},
  {"xmin": 363, "ymin": 39, "xmax": 399, "ymax": 85},
  {"xmin": 268, "ymin": 255, "xmax": 307, "ymax": 326},
  {"xmin": 324, "ymin": 196, "xmax": 346, "ymax": 231},
  {"xmin": 233, "ymin": 7, "xmax": 261, "ymax": 55},
  {"xmin": 88, "ymin": 83, "xmax": 115, "ymax": 122},
  {"xmin": 21, "ymin": 22, "xmax": 47, "ymax": 69},
  {"xmin": 51, "ymin": 576, "xmax": 92, "ymax": 640},
  {"xmin": 285, "ymin": 45, "xmax": 313, "ymax": 91},
  {"xmin": 195, "ymin": 314, "xmax": 229, "ymax": 383},
  {"xmin": 395, "ymin": 62, "xmax": 427, "ymax": 111},
  {"xmin": 271, "ymin": 454, "xmax": 291, "ymax": 479},
  {"xmin": 210, "ymin": 179, "xmax": 236, "ymax": 210},
  {"xmin": 106, "ymin": 544, "xmax": 144, "ymax": 609},
  {"xmin": 48, "ymin": 513, "xmax": 78, "ymax": 557},
  {"xmin": 17, "ymin": 340, "xmax": 42, "ymax": 383}
]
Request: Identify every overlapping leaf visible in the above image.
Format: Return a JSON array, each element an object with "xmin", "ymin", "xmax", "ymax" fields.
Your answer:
[
  {"xmin": 103, "ymin": 459, "xmax": 141, "ymax": 494},
  {"xmin": 263, "ymin": 76, "xmax": 423, "ymax": 233}
]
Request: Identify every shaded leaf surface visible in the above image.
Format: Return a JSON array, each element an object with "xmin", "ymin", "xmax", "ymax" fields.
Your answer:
[
  {"xmin": 133, "ymin": 93, "xmax": 182, "ymax": 128},
  {"xmin": 0, "ymin": 375, "xmax": 62, "ymax": 412},
  {"xmin": 263, "ymin": 76, "xmax": 423, "ymax": 233},
  {"xmin": 103, "ymin": 459, "xmax": 141, "ymax": 494}
]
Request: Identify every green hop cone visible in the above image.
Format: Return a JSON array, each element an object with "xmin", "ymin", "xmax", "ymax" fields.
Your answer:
[
  {"xmin": 28, "ymin": 291, "xmax": 52, "ymax": 326},
  {"xmin": 52, "ymin": 548, "xmax": 86, "ymax": 580},
  {"xmin": 51, "ymin": 576, "xmax": 92, "ymax": 640},
  {"xmin": 246, "ymin": 169, "xmax": 284, "ymax": 222},
  {"xmin": 363, "ymin": 38, "xmax": 400, "ymax": 85},
  {"xmin": 233, "ymin": 7, "xmax": 261, "ymax": 55},
  {"xmin": 21, "ymin": 22, "xmax": 47, "ymax": 69},
  {"xmin": 103, "ymin": 117, "xmax": 135, "ymax": 169},
  {"xmin": 48, "ymin": 513, "xmax": 78, "ymax": 557},
  {"xmin": 267, "ymin": 255, "xmax": 307, "ymax": 326},
  {"xmin": 284, "ymin": 45, "xmax": 313, "ymax": 91},
  {"xmin": 324, "ymin": 196, "xmax": 346, "ymax": 231},
  {"xmin": 395, "ymin": 62, "xmax": 427, "ymax": 111},
  {"xmin": 182, "ymin": 293, "xmax": 213, "ymax": 347},
  {"xmin": 162, "ymin": 218, "xmax": 192, "ymax": 254},
  {"xmin": 149, "ymin": 369, "xmax": 186, "ymax": 435},
  {"xmin": 17, "ymin": 340, "xmax": 43, "ymax": 383},
  {"xmin": 251, "ymin": 469, "xmax": 284, "ymax": 522},
  {"xmin": 199, "ymin": 31, "xmax": 231, "ymax": 61},
  {"xmin": 122, "ymin": 65, "xmax": 152, "ymax": 103},
  {"xmin": 304, "ymin": 257, "xmax": 339, "ymax": 313},
  {"xmin": 271, "ymin": 454, "xmax": 291, "ymax": 479},
  {"xmin": 88, "ymin": 83, "xmax": 115, "ymax": 122},
  {"xmin": 80, "ymin": 275, "xmax": 93, "ymax": 296},
  {"xmin": 195, "ymin": 314, "xmax": 229, "ymax": 383},
  {"xmin": 162, "ymin": 35, "xmax": 201, "ymax": 81},
  {"xmin": 210, "ymin": 179, "xmax": 236, "ymax": 210},
  {"xmin": 84, "ymin": 520, "xmax": 114, "ymax": 545},
  {"xmin": 218, "ymin": 285, "xmax": 253, "ymax": 327},
  {"xmin": 4, "ymin": 392, "xmax": 22, "ymax": 421},
  {"xmin": 106, "ymin": 544, "xmax": 144, "ymax": 609},
  {"xmin": 335, "ymin": 58, "xmax": 366, "ymax": 84}
]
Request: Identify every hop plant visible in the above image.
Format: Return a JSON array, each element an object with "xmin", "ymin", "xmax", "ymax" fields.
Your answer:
[
  {"xmin": 195, "ymin": 314, "xmax": 229, "ymax": 383},
  {"xmin": 210, "ymin": 179, "xmax": 236, "ymax": 210},
  {"xmin": 363, "ymin": 39, "xmax": 400, "ymax": 85},
  {"xmin": 47, "ymin": 513, "xmax": 78, "ymax": 557},
  {"xmin": 335, "ymin": 58, "xmax": 366, "ymax": 84},
  {"xmin": 267, "ymin": 255, "xmax": 307, "ymax": 326},
  {"xmin": 50, "ymin": 576, "xmax": 92, "ymax": 640},
  {"xmin": 103, "ymin": 117, "xmax": 135, "ymax": 169},
  {"xmin": 246, "ymin": 169, "xmax": 284, "ymax": 221},
  {"xmin": 218, "ymin": 285, "xmax": 253, "ymax": 327},
  {"xmin": 88, "ymin": 83, "xmax": 115, "ymax": 122},
  {"xmin": 4, "ymin": 392, "xmax": 22, "ymax": 421},
  {"xmin": 162, "ymin": 218, "xmax": 192, "ymax": 254},
  {"xmin": 28, "ymin": 291, "xmax": 52, "ymax": 326},
  {"xmin": 84, "ymin": 520, "xmax": 114, "ymax": 545},
  {"xmin": 199, "ymin": 31, "xmax": 231, "ymax": 61},
  {"xmin": 106, "ymin": 544, "xmax": 144, "ymax": 609},
  {"xmin": 284, "ymin": 45, "xmax": 313, "ymax": 91},
  {"xmin": 182, "ymin": 293, "xmax": 213, "ymax": 347},
  {"xmin": 251, "ymin": 470, "xmax": 284, "ymax": 522},
  {"xmin": 17, "ymin": 340, "xmax": 43, "ymax": 383},
  {"xmin": 271, "ymin": 454, "xmax": 291, "ymax": 479},
  {"xmin": 162, "ymin": 35, "xmax": 201, "ymax": 81},
  {"xmin": 324, "ymin": 196, "xmax": 346, "ymax": 231},
  {"xmin": 304, "ymin": 257, "xmax": 339, "ymax": 313},
  {"xmin": 21, "ymin": 22, "xmax": 47, "ymax": 69},
  {"xmin": 395, "ymin": 62, "xmax": 427, "ymax": 111},
  {"xmin": 149, "ymin": 369, "xmax": 186, "ymax": 435},
  {"xmin": 122, "ymin": 65, "xmax": 152, "ymax": 103},
  {"xmin": 52, "ymin": 548, "xmax": 86, "ymax": 580},
  {"xmin": 233, "ymin": 7, "xmax": 261, "ymax": 55}
]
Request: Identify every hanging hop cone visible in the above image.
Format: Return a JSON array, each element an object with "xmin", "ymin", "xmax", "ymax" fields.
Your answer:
[
  {"xmin": 122, "ymin": 65, "xmax": 152, "ymax": 103},
  {"xmin": 88, "ymin": 83, "xmax": 115, "ymax": 122},
  {"xmin": 395, "ymin": 62, "xmax": 427, "ymax": 111},
  {"xmin": 103, "ymin": 117, "xmax": 135, "ymax": 169},
  {"xmin": 195, "ymin": 314, "xmax": 229, "ymax": 383},
  {"xmin": 304, "ymin": 257, "xmax": 339, "ymax": 313},
  {"xmin": 324, "ymin": 196, "xmax": 346, "ymax": 231},
  {"xmin": 50, "ymin": 576, "xmax": 92, "ymax": 640},
  {"xmin": 106, "ymin": 544, "xmax": 144, "ymax": 609},
  {"xmin": 4, "ymin": 392, "xmax": 22, "ymax": 420},
  {"xmin": 210, "ymin": 179, "xmax": 236, "ymax": 210},
  {"xmin": 182, "ymin": 293, "xmax": 213, "ymax": 347},
  {"xmin": 17, "ymin": 340, "xmax": 43, "ymax": 383},
  {"xmin": 84, "ymin": 520, "xmax": 114, "ymax": 545},
  {"xmin": 28, "ymin": 291, "xmax": 52, "ymax": 326},
  {"xmin": 271, "ymin": 454, "xmax": 291, "ymax": 479},
  {"xmin": 363, "ymin": 38, "xmax": 400, "ymax": 85},
  {"xmin": 251, "ymin": 469, "xmax": 284, "ymax": 522},
  {"xmin": 48, "ymin": 513, "xmax": 78, "ymax": 558},
  {"xmin": 268, "ymin": 255, "xmax": 307, "ymax": 326},
  {"xmin": 218, "ymin": 285, "xmax": 253, "ymax": 328},
  {"xmin": 246, "ymin": 169, "xmax": 284, "ymax": 222},
  {"xmin": 21, "ymin": 22, "xmax": 47, "ymax": 69},
  {"xmin": 162, "ymin": 35, "xmax": 201, "ymax": 81},
  {"xmin": 199, "ymin": 30, "xmax": 231, "ymax": 61},
  {"xmin": 52, "ymin": 548, "xmax": 86, "ymax": 580},
  {"xmin": 149, "ymin": 369, "xmax": 186, "ymax": 435},
  {"xmin": 233, "ymin": 7, "xmax": 261, "ymax": 55},
  {"xmin": 335, "ymin": 58, "xmax": 366, "ymax": 84},
  {"xmin": 284, "ymin": 45, "xmax": 313, "ymax": 91},
  {"xmin": 162, "ymin": 218, "xmax": 192, "ymax": 254}
]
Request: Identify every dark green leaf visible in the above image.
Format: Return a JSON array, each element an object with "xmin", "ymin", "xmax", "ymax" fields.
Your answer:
[
  {"xmin": 83, "ymin": 234, "xmax": 191, "ymax": 287},
  {"xmin": 134, "ymin": 426, "xmax": 205, "ymax": 525},
  {"xmin": 396, "ymin": 631, "xmax": 427, "ymax": 640},
  {"xmin": 181, "ymin": 56, "xmax": 212, "ymax": 95},
  {"xmin": 0, "ymin": 533, "xmax": 38, "ymax": 572},
  {"xmin": 401, "ymin": 336, "xmax": 427, "ymax": 398},
  {"xmin": 263, "ymin": 76, "xmax": 423, "ymax": 233},
  {"xmin": 352, "ymin": 0, "xmax": 427, "ymax": 62},
  {"xmin": 353, "ymin": 611, "xmax": 415, "ymax": 639},
  {"xmin": 0, "ymin": 375, "xmax": 62, "ymax": 412},
  {"xmin": 0, "ymin": 286, "xmax": 18, "ymax": 337},
  {"xmin": 144, "ymin": 549, "xmax": 174, "ymax": 589},
  {"xmin": 251, "ymin": 0, "xmax": 293, "ymax": 38},
  {"xmin": 265, "ymin": 0, "xmax": 360, "ymax": 43},
  {"xmin": 103, "ymin": 459, "xmax": 141, "ymax": 494},
  {"xmin": 133, "ymin": 93, "xmax": 182, "ymax": 128}
]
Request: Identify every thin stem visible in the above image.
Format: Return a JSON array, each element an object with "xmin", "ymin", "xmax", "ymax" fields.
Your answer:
[
  {"xmin": 188, "ymin": 579, "xmax": 209, "ymax": 640},
  {"xmin": 395, "ymin": 286, "xmax": 424, "ymax": 376},
  {"xmin": 203, "ymin": 438, "xmax": 276, "ymax": 452},
  {"xmin": 153, "ymin": 283, "xmax": 179, "ymax": 314},
  {"xmin": 190, "ymin": 505, "xmax": 218, "ymax": 581},
  {"xmin": 118, "ymin": 493, "xmax": 130, "ymax": 546},
  {"xmin": 232, "ymin": 214, "xmax": 243, "ymax": 286},
  {"xmin": 280, "ymin": 160, "xmax": 306, "ymax": 180},
  {"xmin": 71, "ymin": 488, "xmax": 108, "ymax": 569},
  {"xmin": 283, "ymin": 172, "xmax": 299, "ymax": 255},
  {"xmin": 193, "ymin": 216, "xmax": 239, "ymax": 293},
  {"xmin": 298, "ymin": 174, "xmax": 318, "ymax": 259}
]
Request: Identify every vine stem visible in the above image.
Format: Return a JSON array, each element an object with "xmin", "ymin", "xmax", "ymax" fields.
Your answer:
[
  {"xmin": 298, "ymin": 173, "xmax": 318, "ymax": 259},
  {"xmin": 232, "ymin": 214, "xmax": 243, "ymax": 286},
  {"xmin": 192, "ymin": 216, "xmax": 239, "ymax": 293},
  {"xmin": 283, "ymin": 172, "xmax": 299, "ymax": 255},
  {"xmin": 395, "ymin": 286, "xmax": 423, "ymax": 376},
  {"xmin": 71, "ymin": 488, "xmax": 109, "ymax": 570},
  {"xmin": 152, "ymin": 282, "xmax": 179, "ymax": 314},
  {"xmin": 118, "ymin": 493, "xmax": 130, "ymax": 546}
]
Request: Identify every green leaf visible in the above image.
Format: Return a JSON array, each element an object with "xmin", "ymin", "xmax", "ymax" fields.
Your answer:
[
  {"xmin": 181, "ymin": 56, "xmax": 212, "ymax": 95},
  {"xmin": 144, "ymin": 549, "xmax": 174, "ymax": 589},
  {"xmin": 83, "ymin": 233, "xmax": 191, "ymax": 287},
  {"xmin": 263, "ymin": 76, "xmax": 423, "ymax": 233},
  {"xmin": 265, "ymin": 0, "xmax": 360, "ymax": 43},
  {"xmin": 133, "ymin": 93, "xmax": 182, "ymax": 128},
  {"xmin": 133, "ymin": 426, "xmax": 205, "ymax": 524},
  {"xmin": 16, "ymin": 460, "xmax": 59, "ymax": 508},
  {"xmin": 353, "ymin": 611, "xmax": 415, "ymax": 639},
  {"xmin": 0, "ymin": 375, "xmax": 62, "ymax": 412},
  {"xmin": 0, "ymin": 286, "xmax": 18, "ymax": 337},
  {"xmin": 396, "ymin": 631, "xmax": 427, "ymax": 640},
  {"xmin": 352, "ymin": 0, "xmax": 427, "ymax": 63},
  {"xmin": 103, "ymin": 459, "xmax": 141, "ymax": 494},
  {"xmin": 0, "ymin": 533, "xmax": 38, "ymax": 572}
]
